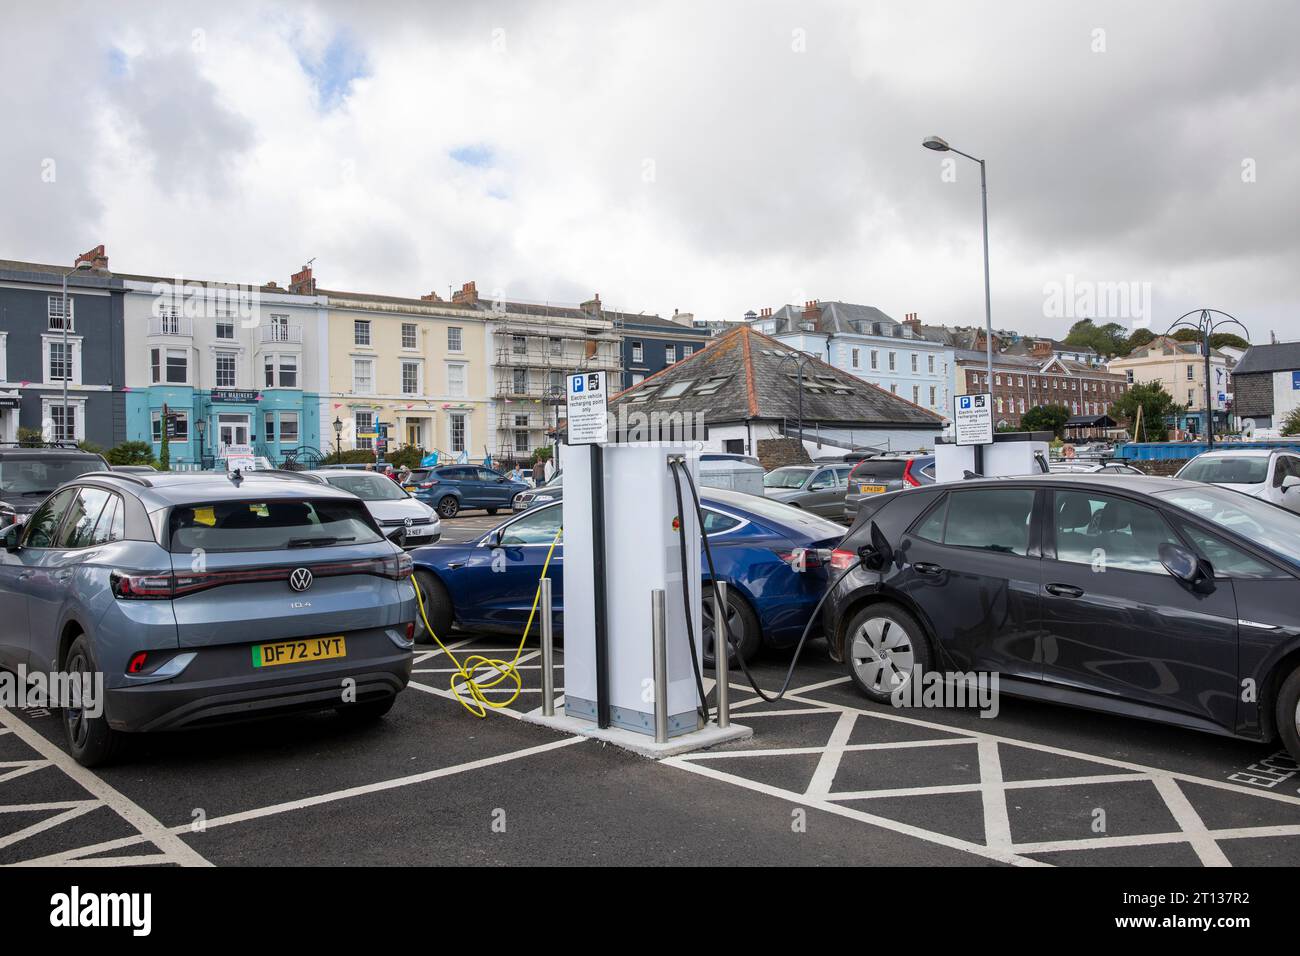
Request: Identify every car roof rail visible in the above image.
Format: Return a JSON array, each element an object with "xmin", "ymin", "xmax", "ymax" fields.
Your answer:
[
  {"xmin": 234, "ymin": 468, "xmax": 319, "ymax": 481},
  {"xmin": 77, "ymin": 470, "xmax": 153, "ymax": 487},
  {"xmin": 0, "ymin": 440, "xmax": 89, "ymax": 450}
]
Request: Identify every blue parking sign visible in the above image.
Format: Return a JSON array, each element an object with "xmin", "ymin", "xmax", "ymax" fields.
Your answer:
[{"xmin": 571, "ymin": 375, "xmax": 584, "ymax": 393}]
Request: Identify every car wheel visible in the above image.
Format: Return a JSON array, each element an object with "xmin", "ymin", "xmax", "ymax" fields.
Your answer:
[
  {"xmin": 1275, "ymin": 666, "xmax": 1300, "ymax": 765},
  {"xmin": 701, "ymin": 586, "xmax": 762, "ymax": 666},
  {"xmin": 844, "ymin": 603, "xmax": 932, "ymax": 704},
  {"xmin": 486, "ymin": 508, "xmax": 499, "ymax": 515},
  {"xmin": 412, "ymin": 571, "xmax": 453, "ymax": 643},
  {"xmin": 335, "ymin": 696, "xmax": 396, "ymax": 724},
  {"xmin": 436, "ymin": 495, "xmax": 460, "ymax": 519},
  {"xmin": 61, "ymin": 635, "xmax": 123, "ymax": 768}
]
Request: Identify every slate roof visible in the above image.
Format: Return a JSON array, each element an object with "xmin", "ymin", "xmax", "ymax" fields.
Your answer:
[
  {"xmin": 610, "ymin": 325, "xmax": 945, "ymax": 428},
  {"xmin": 767, "ymin": 301, "xmax": 905, "ymax": 336},
  {"xmin": 1233, "ymin": 342, "xmax": 1300, "ymax": 375}
]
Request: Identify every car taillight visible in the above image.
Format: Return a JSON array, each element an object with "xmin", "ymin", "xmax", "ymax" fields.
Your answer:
[
  {"xmin": 419, "ymin": 481, "xmax": 437, "ymax": 488},
  {"xmin": 902, "ymin": 460, "xmax": 922, "ymax": 487},
  {"xmin": 110, "ymin": 571, "xmax": 176, "ymax": 600},
  {"xmin": 829, "ymin": 548, "xmax": 859, "ymax": 572},
  {"xmin": 775, "ymin": 548, "xmax": 826, "ymax": 570},
  {"xmin": 405, "ymin": 622, "xmax": 415, "ymax": 641},
  {"xmin": 386, "ymin": 552, "xmax": 414, "ymax": 580},
  {"xmin": 127, "ymin": 651, "xmax": 149, "ymax": 674}
]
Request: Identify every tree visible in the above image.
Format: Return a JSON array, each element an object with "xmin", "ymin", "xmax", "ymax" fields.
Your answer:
[
  {"xmin": 1021, "ymin": 403, "xmax": 1073, "ymax": 438},
  {"xmin": 1282, "ymin": 407, "xmax": 1300, "ymax": 437},
  {"xmin": 321, "ymin": 448, "xmax": 376, "ymax": 466},
  {"xmin": 105, "ymin": 441, "xmax": 159, "ymax": 467},
  {"xmin": 158, "ymin": 429, "xmax": 170, "ymax": 471},
  {"xmin": 1210, "ymin": 332, "xmax": 1250, "ymax": 352},
  {"xmin": 17, "ymin": 427, "xmax": 44, "ymax": 447},
  {"xmin": 386, "ymin": 445, "xmax": 427, "ymax": 470},
  {"xmin": 1110, "ymin": 382, "xmax": 1183, "ymax": 442},
  {"xmin": 1120, "ymin": 327, "xmax": 1155, "ymax": 355},
  {"xmin": 1063, "ymin": 318, "xmax": 1127, "ymax": 358}
]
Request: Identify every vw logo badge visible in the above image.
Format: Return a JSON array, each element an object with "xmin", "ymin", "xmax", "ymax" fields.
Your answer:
[
  {"xmin": 404, "ymin": 517, "xmax": 413, "ymax": 527},
  {"xmin": 289, "ymin": 567, "xmax": 313, "ymax": 592}
]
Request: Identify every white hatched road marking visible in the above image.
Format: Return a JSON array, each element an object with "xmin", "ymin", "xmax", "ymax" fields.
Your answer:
[{"xmin": 0, "ymin": 706, "xmax": 209, "ymax": 867}]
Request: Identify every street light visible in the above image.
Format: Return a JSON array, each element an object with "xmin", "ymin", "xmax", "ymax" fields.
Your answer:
[
  {"xmin": 332, "ymin": 416, "xmax": 343, "ymax": 457},
  {"xmin": 1164, "ymin": 309, "xmax": 1249, "ymax": 449},
  {"xmin": 196, "ymin": 418, "xmax": 207, "ymax": 468},
  {"xmin": 921, "ymin": 135, "xmax": 994, "ymax": 390},
  {"xmin": 778, "ymin": 350, "xmax": 816, "ymax": 451},
  {"xmin": 60, "ymin": 258, "xmax": 94, "ymax": 444}
]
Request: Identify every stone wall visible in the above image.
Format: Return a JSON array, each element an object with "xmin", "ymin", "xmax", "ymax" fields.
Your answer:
[{"xmin": 756, "ymin": 437, "xmax": 811, "ymax": 470}]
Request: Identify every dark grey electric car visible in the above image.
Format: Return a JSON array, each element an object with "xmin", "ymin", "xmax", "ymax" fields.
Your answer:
[
  {"xmin": 823, "ymin": 474, "xmax": 1300, "ymax": 763},
  {"xmin": 0, "ymin": 471, "xmax": 418, "ymax": 766}
]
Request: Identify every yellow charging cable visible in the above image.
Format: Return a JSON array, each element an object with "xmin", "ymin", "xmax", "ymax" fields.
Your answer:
[{"xmin": 411, "ymin": 525, "xmax": 562, "ymax": 718}]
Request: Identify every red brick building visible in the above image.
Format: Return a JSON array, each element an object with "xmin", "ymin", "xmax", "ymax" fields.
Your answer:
[{"xmin": 955, "ymin": 351, "xmax": 1128, "ymax": 428}]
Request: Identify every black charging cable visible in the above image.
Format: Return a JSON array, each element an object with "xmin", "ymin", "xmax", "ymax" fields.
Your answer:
[
  {"xmin": 671, "ymin": 460, "xmax": 864, "ymax": 706},
  {"xmin": 669, "ymin": 457, "xmax": 712, "ymax": 724}
]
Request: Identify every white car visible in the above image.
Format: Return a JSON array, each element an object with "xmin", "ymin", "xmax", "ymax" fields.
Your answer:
[
  {"xmin": 297, "ymin": 469, "xmax": 442, "ymax": 547},
  {"xmin": 1174, "ymin": 448, "xmax": 1300, "ymax": 513}
]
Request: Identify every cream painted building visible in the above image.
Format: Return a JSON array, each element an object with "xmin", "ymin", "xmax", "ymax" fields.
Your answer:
[
  {"xmin": 322, "ymin": 282, "xmax": 491, "ymax": 460},
  {"xmin": 1106, "ymin": 334, "xmax": 1237, "ymax": 434}
]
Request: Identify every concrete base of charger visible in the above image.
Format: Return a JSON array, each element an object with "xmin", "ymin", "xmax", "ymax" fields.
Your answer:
[{"xmin": 520, "ymin": 705, "xmax": 752, "ymax": 758}]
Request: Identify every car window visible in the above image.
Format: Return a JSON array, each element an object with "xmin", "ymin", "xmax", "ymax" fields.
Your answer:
[
  {"xmin": 478, "ymin": 468, "xmax": 503, "ymax": 481},
  {"xmin": 94, "ymin": 494, "xmax": 125, "ymax": 544},
  {"xmin": 324, "ymin": 474, "xmax": 407, "ymax": 501},
  {"xmin": 763, "ymin": 467, "xmax": 812, "ymax": 489},
  {"xmin": 851, "ymin": 460, "xmax": 906, "ymax": 481},
  {"xmin": 1178, "ymin": 455, "xmax": 1268, "ymax": 485},
  {"xmin": 808, "ymin": 470, "xmax": 836, "ymax": 490},
  {"xmin": 498, "ymin": 505, "xmax": 562, "ymax": 545},
  {"xmin": 702, "ymin": 509, "xmax": 743, "ymax": 535},
  {"xmin": 912, "ymin": 495, "xmax": 948, "ymax": 544},
  {"xmin": 1053, "ymin": 490, "xmax": 1179, "ymax": 574},
  {"xmin": 22, "ymin": 488, "xmax": 77, "ymax": 548},
  {"xmin": 832, "ymin": 466, "xmax": 853, "ymax": 486},
  {"xmin": 168, "ymin": 498, "xmax": 383, "ymax": 552},
  {"xmin": 1177, "ymin": 521, "xmax": 1277, "ymax": 578},
  {"xmin": 1158, "ymin": 485, "xmax": 1300, "ymax": 569},
  {"xmin": 0, "ymin": 455, "xmax": 106, "ymax": 496},
  {"xmin": 57, "ymin": 487, "xmax": 114, "ymax": 548},
  {"xmin": 940, "ymin": 489, "xmax": 1035, "ymax": 556}
]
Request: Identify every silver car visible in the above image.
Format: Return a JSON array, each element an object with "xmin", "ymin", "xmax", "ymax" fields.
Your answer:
[
  {"xmin": 0, "ymin": 471, "xmax": 417, "ymax": 766},
  {"xmin": 762, "ymin": 464, "xmax": 853, "ymax": 519},
  {"xmin": 296, "ymin": 469, "xmax": 442, "ymax": 547}
]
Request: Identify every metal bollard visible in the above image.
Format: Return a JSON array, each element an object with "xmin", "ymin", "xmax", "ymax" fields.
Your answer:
[
  {"xmin": 714, "ymin": 581, "xmax": 730, "ymax": 728},
  {"xmin": 540, "ymin": 577, "xmax": 555, "ymax": 717},
  {"xmin": 651, "ymin": 588, "xmax": 668, "ymax": 743}
]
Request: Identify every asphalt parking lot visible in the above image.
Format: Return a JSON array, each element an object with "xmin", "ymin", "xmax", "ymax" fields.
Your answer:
[{"xmin": 5, "ymin": 525, "xmax": 1300, "ymax": 869}]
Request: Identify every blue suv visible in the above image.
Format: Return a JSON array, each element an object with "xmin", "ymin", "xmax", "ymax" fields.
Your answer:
[
  {"xmin": 410, "ymin": 465, "xmax": 530, "ymax": 518},
  {"xmin": 0, "ymin": 471, "xmax": 417, "ymax": 766}
]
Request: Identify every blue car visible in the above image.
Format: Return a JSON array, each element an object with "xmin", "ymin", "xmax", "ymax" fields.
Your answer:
[
  {"xmin": 408, "ymin": 465, "xmax": 531, "ymax": 519},
  {"xmin": 409, "ymin": 488, "xmax": 845, "ymax": 662}
]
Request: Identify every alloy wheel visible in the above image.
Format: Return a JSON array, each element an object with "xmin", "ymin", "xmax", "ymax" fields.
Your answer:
[
  {"xmin": 701, "ymin": 595, "xmax": 741, "ymax": 658},
  {"xmin": 438, "ymin": 497, "xmax": 459, "ymax": 518},
  {"xmin": 64, "ymin": 650, "xmax": 90, "ymax": 749},
  {"xmin": 849, "ymin": 615, "xmax": 916, "ymax": 694}
]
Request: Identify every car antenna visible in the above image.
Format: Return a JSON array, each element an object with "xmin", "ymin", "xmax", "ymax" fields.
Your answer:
[{"xmin": 229, "ymin": 468, "xmax": 243, "ymax": 486}]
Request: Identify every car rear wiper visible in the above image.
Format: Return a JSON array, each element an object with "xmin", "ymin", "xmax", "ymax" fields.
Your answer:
[{"xmin": 286, "ymin": 535, "xmax": 356, "ymax": 548}]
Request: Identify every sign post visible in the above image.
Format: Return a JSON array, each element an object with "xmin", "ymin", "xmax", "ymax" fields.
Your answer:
[
  {"xmin": 954, "ymin": 392, "xmax": 994, "ymax": 474},
  {"xmin": 566, "ymin": 371, "xmax": 611, "ymax": 728}
]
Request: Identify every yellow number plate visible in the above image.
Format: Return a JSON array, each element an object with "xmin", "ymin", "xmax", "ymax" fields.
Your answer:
[
  {"xmin": 252, "ymin": 636, "xmax": 347, "ymax": 668},
  {"xmin": 859, "ymin": 484, "xmax": 886, "ymax": 494}
]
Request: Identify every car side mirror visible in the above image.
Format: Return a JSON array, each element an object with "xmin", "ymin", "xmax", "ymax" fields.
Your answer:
[
  {"xmin": 1158, "ymin": 542, "xmax": 1215, "ymax": 594},
  {"xmin": 3, "ymin": 524, "xmax": 21, "ymax": 553},
  {"xmin": 856, "ymin": 521, "xmax": 894, "ymax": 572},
  {"xmin": 1283, "ymin": 475, "xmax": 1300, "ymax": 493}
]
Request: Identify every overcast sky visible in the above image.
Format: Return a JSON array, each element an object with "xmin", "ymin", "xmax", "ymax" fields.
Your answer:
[{"xmin": 2, "ymin": 0, "xmax": 1296, "ymax": 341}]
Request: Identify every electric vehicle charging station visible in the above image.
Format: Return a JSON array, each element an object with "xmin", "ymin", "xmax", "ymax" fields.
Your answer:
[{"xmin": 521, "ymin": 370, "xmax": 751, "ymax": 756}]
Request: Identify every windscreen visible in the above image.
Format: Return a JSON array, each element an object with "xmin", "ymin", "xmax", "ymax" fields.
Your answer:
[
  {"xmin": 324, "ymin": 474, "xmax": 408, "ymax": 501},
  {"xmin": 168, "ymin": 498, "xmax": 383, "ymax": 552},
  {"xmin": 763, "ymin": 467, "xmax": 812, "ymax": 489},
  {"xmin": 1178, "ymin": 456, "xmax": 1269, "ymax": 485},
  {"xmin": 0, "ymin": 455, "xmax": 105, "ymax": 497}
]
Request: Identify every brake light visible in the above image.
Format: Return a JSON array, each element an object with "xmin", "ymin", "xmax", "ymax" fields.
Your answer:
[
  {"xmin": 389, "ymin": 552, "xmax": 414, "ymax": 581},
  {"xmin": 110, "ymin": 571, "xmax": 175, "ymax": 600},
  {"xmin": 902, "ymin": 460, "xmax": 922, "ymax": 488},
  {"xmin": 829, "ymin": 548, "xmax": 859, "ymax": 572},
  {"xmin": 775, "ymin": 548, "xmax": 825, "ymax": 570},
  {"xmin": 419, "ymin": 481, "xmax": 437, "ymax": 488},
  {"xmin": 127, "ymin": 651, "xmax": 149, "ymax": 674},
  {"xmin": 405, "ymin": 622, "xmax": 416, "ymax": 641}
]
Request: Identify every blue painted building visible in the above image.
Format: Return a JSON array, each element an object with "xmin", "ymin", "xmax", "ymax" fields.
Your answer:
[
  {"xmin": 0, "ymin": 248, "xmax": 126, "ymax": 447},
  {"xmin": 121, "ymin": 273, "xmax": 328, "ymax": 468}
]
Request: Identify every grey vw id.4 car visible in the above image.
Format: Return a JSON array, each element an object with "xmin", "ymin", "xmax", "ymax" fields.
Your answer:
[{"xmin": 0, "ymin": 471, "xmax": 418, "ymax": 766}]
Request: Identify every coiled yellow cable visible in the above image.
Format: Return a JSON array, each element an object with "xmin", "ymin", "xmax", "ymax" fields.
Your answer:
[{"xmin": 411, "ymin": 525, "xmax": 562, "ymax": 718}]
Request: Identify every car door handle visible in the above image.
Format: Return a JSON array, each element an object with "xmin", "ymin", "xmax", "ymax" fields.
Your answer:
[
  {"xmin": 913, "ymin": 562, "xmax": 943, "ymax": 576},
  {"xmin": 17, "ymin": 571, "xmax": 35, "ymax": 581},
  {"xmin": 1046, "ymin": 583, "xmax": 1085, "ymax": 598}
]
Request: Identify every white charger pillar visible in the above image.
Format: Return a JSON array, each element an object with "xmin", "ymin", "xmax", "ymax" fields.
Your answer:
[{"xmin": 563, "ymin": 444, "xmax": 703, "ymax": 737}]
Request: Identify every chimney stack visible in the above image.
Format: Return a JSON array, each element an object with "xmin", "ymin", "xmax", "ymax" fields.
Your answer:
[
  {"xmin": 451, "ymin": 281, "xmax": 479, "ymax": 305},
  {"xmin": 802, "ymin": 299, "xmax": 821, "ymax": 327},
  {"xmin": 76, "ymin": 244, "xmax": 108, "ymax": 271},
  {"xmin": 289, "ymin": 264, "xmax": 315, "ymax": 294},
  {"xmin": 420, "ymin": 290, "xmax": 444, "ymax": 302},
  {"xmin": 760, "ymin": 307, "xmax": 772, "ymax": 318},
  {"xmin": 671, "ymin": 308, "xmax": 695, "ymax": 327},
  {"xmin": 580, "ymin": 292, "xmax": 602, "ymax": 317}
]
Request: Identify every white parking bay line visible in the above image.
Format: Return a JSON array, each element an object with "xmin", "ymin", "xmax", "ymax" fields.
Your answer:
[
  {"xmin": 1151, "ymin": 775, "xmax": 1232, "ymax": 867},
  {"xmin": 0, "ymin": 707, "xmax": 210, "ymax": 867}
]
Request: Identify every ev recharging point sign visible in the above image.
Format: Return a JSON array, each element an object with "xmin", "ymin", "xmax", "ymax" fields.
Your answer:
[
  {"xmin": 954, "ymin": 392, "xmax": 994, "ymax": 446},
  {"xmin": 566, "ymin": 371, "xmax": 609, "ymax": 445}
]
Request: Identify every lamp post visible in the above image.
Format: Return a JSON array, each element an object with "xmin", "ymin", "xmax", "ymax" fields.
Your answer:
[
  {"xmin": 922, "ymin": 135, "xmax": 994, "ymax": 388},
  {"xmin": 778, "ymin": 350, "xmax": 815, "ymax": 451},
  {"xmin": 196, "ymin": 418, "xmax": 207, "ymax": 469},
  {"xmin": 60, "ymin": 258, "xmax": 94, "ymax": 443},
  {"xmin": 332, "ymin": 416, "xmax": 343, "ymax": 457},
  {"xmin": 1164, "ymin": 309, "xmax": 1249, "ymax": 449}
]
